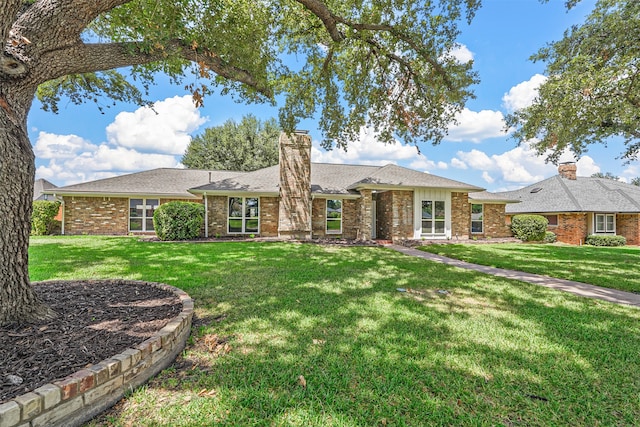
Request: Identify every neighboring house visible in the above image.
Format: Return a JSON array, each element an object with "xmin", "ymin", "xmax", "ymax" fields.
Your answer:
[
  {"xmin": 45, "ymin": 131, "xmax": 514, "ymax": 241},
  {"xmin": 496, "ymin": 162, "xmax": 640, "ymax": 245},
  {"xmin": 33, "ymin": 178, "xmax": 57, "ymax": 201}
]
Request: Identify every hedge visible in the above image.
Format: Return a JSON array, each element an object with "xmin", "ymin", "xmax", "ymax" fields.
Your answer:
[
  {"xmin": 153, "ymin": 201, "xmax": 204, "ymax": 241},
  {"xmin": 510, "ymin": 214, "xmax": 548, "ymax": 242},
  {"xmin": 31, "ymin": 200, "xmax": 61, "ymax": 235},
  {"xmin": 585, "ymin": 234, "xmax": 626, "ymax": 247}
]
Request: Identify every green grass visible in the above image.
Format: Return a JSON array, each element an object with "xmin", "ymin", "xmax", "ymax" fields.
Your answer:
[
  {"xmin": 29, "ymin": 236, "xmax": 640, "ymax": 426},
  {"xmin": 418, "ymin": 243, "xmax": 640, "ymax": 293}
]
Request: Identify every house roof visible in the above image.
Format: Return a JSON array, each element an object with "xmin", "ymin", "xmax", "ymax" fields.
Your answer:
[
  {"xmin": 190, "ymin": 163, "xmax": 485, "ymax": 196},
  {"xmin": 45, "ymin": 168, "xmax": 245, "ymax": 199},
  {"xmin": 346, "ymin": 164, "xmax": 485, "ymax": 192},
  {"xmin": 34, "ymin": 178, "xmax": 58, "ymax": 201},
  {"xmin": 468, "ymin": 191, "xmax": 520, "ymax": 204},
  {"xmin": 498, "ymin": 175, "xmax": 640, "ymax": 214}
]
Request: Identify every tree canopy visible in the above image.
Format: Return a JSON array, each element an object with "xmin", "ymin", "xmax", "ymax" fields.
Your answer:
[
  {"xmin": 182, "ymin": 115, "xmax": 280, "ymax": 171},
  {"xmin": 1, "ymin": 0, "xmax": 482, "ymax": 324},
  {"xmin": 506, "ymin": 0, "xmax": 640, "ymax": 162}
]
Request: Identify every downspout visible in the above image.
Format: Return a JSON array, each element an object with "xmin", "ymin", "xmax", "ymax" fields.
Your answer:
[{"xmin": 204, "ymin": 193, "xmax": 208, "ymax": 238}]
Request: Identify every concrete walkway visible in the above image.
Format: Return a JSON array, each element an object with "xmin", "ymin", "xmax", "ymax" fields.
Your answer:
[{"xmin": 388, "ymin": 245, "xmax": 640, "ymax": 309}]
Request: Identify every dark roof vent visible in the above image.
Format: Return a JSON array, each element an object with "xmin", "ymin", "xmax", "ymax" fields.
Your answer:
[{"xmin": 530, "ymin": 187, "xmax": 543, "ymax": 193}]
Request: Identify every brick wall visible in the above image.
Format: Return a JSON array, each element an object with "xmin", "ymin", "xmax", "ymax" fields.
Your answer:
[
  {"xmin": 451, "ymin": 192, "xmax": 470, "ymax": 240},
  {"xmin": 376, "ymin": 190, "xmax": 413, "ymax": 240},
  {"xmin": 358, "ymin": 190, "xmax": 373, "ymax": 240},
  {"xmin": 260, "ymin": 197, "xmax": 279, "ymax": 237},
  {"xmin": 278, "ymin": 132, "xmax": 312, "ymax": 238},
  {"xmin": 482, "ymin": 204, "xmax": 512, "ymax": 238},
  {"xmin": 311, "ymin": 198, "xmax": 359, "ymax": 239},
  {"xmin": 207, "ymin": 196, "xmax": 279, "ymax": 237},
  {"xmin": 617, "ymin": 213, "xmax": 640, "ymax": 245},
  {"xmin": 555, "ymin": 213, "xmax": 588, "ymax": 245},
  {"xmin": 63, "ymin": 196, "xmax": 129, "ymax": 235}
]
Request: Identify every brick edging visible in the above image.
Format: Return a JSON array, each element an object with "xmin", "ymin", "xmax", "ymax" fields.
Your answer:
[{"xmin": 0, "ymin": 281, "xmax": 194, "ymax": 427}]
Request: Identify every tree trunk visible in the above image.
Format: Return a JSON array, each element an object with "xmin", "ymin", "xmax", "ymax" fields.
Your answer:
[{"xmin": 0, "ymin": 87, "xmax": 56, "ymax": 325}]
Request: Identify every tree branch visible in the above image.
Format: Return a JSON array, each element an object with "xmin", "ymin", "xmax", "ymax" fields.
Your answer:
[
  {"xmin": 0, "ymin": 1, "xmax": 22, "ymax": 46},
  {"xmin": 37, "ymin": 40, "xmax": 272, "ymax": 98},
  {"xmin": 294, "ymin": 0, "xmax": 344, "ymax": 42}
]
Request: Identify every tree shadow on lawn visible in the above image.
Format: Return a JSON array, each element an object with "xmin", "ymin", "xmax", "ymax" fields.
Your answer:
[{"xmin": 30, "ymin": 239, "xmax": 640, "ymax": 426}]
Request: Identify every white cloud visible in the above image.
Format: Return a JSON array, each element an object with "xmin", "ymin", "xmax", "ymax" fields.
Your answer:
[
  {"xmin": 34, "ymin": 95, "xmax": 204, "ymax": 185},
  {"xmin": 502, "ymin": 74, "xmax": 547, "ymax": 112},
  {"xmin": 482, "ymin": 171, "xmax": 495, "ymax": 184},
  {"xmin": 105, "ymin": 95, "xmax": 207, "ymax": 155},
  {"xmin": 33, "ymin": 132, "xmax": 96, "ymax": 160},
  {"xmin": 445, "ymin": 44, "xmax": 474, "ymax": 64},
  {"xmin": 311, "ymin": 127, "xmax": 439, "ymax": 171},
  {"xmin": 444, "ymin": 108, "xmax": 505, "ymax": 143},
  {"xmin": 452, "ymin": 140, "xmax": 601, "ymax": 186}
]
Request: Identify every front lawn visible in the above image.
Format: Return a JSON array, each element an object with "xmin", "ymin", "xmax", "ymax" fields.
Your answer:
[
  {"xmin": 28, "ymin": 236, "xmax": 640, "ymax": 426},
  {"xmin": 418, "ymin": 243, "xmax": 640, "ymax": 293}
]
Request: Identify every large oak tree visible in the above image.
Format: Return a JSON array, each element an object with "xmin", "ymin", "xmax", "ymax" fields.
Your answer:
[
  {"xmin": 0, "ymin": 0, "xmax": 479, "ymax": 324},
  {"xmin": 506, "ymin": 0, "xmax": 640, "ymax": 162}
]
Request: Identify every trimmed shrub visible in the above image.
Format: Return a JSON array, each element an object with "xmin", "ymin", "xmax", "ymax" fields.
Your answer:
[
  {"xmin": 510, "ymin": 214, "xmax": 548, "ymax": 242},
  {"xmin": 585, "ymin": 234, "xmax": 626, "ymax": 247},
  {"xmin": 31, "ymin": 200, "xmax": 61, "ymax": 235},
  {"xmin": 153, "ymin": 201, "xmax": 204, "ymax": 241},
  {"xmin": 543, "ymin": 231, "xmax": 557, "ymax": 243}
]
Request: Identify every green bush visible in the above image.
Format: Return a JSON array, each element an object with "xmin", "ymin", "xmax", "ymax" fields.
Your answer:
[
  {"xmin": 585, "ymin": 234, "xmax": 626, "ymax": 247},
  {"xmin": 31, "ymin": 200, "xmax": 61, "ymax": 235},
  {"xmin": 543, "ymin": 231, "xmax": 557, "ymax": 243},
  {"xmin": 510, "ymin": 214, "xmax": 548, "ymax": 242},
  {"xmin": 153, "ymin": 201, "xmax": 204, "ymax": 241}
]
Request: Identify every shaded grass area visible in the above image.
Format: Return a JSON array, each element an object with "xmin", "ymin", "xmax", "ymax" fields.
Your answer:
[
  {"xmin": 29, "ymin": 236, "xmax": 640, "ymax": 426},
  {"xmin": 418, "ymin": 243, "xmax": 640, "ymax": 293}
]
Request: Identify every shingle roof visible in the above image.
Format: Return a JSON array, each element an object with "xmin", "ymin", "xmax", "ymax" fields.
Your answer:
[
  {"xmin": 468, "ymin": 191, "xmax": 520, "ymax": 203},
  {"xmin": 498, "ymin": 175, "xmax": 640, "ymax": 214},
  {"xmin": 34, "ymin": 178, "xmax": 57, "ymax": 201},
  {"xmin": 347, "ymin": 164, "xmax": 485, "ymax": 192},
  {"xmin": 191, "ymin": 163, "xmax": 485, "ymax": 195},
  {"xmin": 47, "ymin": 168, "xmax": 245, "ymax": 199}
]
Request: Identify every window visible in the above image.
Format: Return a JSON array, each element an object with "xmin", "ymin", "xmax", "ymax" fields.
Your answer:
[
  {"xmin": 471, "ymin": 204, "xmax": 483, "ymax": 234},
  {"xmin": 595, "ymin": 213, "xmax": 615, "ymax": 233},
  {"xmin": 543, "ymin": 215, "xmax": 558, "ymax": 226},
  {"xmin": 228, "ymin": 197, "xmax": 259, "ymax": 234},
  {"xmin": 326, "ymin": 199, "xmax": 342, "ymax": 234},
  {"xmin": 130, "ymin": 198, "xmax": 159, "ymax": 232},
  {"xmin": 422, "ymin": 200, "xmax": 445, "ymax": 234}
]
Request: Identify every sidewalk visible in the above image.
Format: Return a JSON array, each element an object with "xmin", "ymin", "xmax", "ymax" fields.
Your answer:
[{"xmin": 388, "ymin": 244, "xmax": 640, "ymax": 309}]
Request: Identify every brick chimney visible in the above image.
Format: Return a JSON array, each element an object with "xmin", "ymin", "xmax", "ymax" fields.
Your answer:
[
  {"xmin": 278, "ymin": 131, "xmax": 312, "ymax": 239},
  {"xmin": 558, "ymin": 162, "xmax": 577, "ymax": 180}
]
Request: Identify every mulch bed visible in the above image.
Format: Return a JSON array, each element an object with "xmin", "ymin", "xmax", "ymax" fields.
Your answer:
[{"xmin": 0, "ymin": 280, "xmax": 182, "ymax": 403}]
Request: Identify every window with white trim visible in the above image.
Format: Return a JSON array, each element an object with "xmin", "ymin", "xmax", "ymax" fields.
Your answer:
[
  {"xmin": 129, "ymin": 198, "xmax": 159, "ymax": 232},
  {"xmin": 471, "ymin": 204, "xmax": 483, "ymax": 234},
  {"xmin": 228, "ymin": 197, "xmax": 259, "ymax": 234},
  {"xmin": 422, "ymin": 200, "xmax": 445, "ymax": 234},
  {"xmin": 595, "ymin": 213, "xmax": 615, "ymax": 233},
  {"xmin": 326, "ymin": 199, "xmax": 342, "ymax": 234}
]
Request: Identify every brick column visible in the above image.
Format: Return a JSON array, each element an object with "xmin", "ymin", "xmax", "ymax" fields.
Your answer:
[
  {"xmin": 278, "ymin": 131, "xmax": 312, "ymax": 239},
  {"xmin": 358, "ymin": 189, "xmax": 373, "ymax": 240}
]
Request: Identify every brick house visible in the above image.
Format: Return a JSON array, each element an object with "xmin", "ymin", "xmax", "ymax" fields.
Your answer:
[
  {"xmin": 46, "ymin": 131, "xmax": 514, "ymax": 241},
  {"xmin": 496, "ymin": 162, "xmax": 640, "ymax": 245}
]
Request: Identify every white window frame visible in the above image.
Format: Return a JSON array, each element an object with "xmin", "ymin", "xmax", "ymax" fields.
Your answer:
[
  {"xmin": 326, "ymin": 199, "xmax": 343, "ymax": 234},
  {"xmin": 471, "ymin": 203, "xmax": 483, "ymax": 234},
  {"xmin": 421, "ymin": 200, "xmax": 446, "ymax": 235},
  {"xmin": 129, "ymin": 198, "xmax": 159, "ymax": 232},
  {"xmin": 594, "ymin": 213, "xmax": 615, "ymax": 233},
  {"xmin": 228, "ymin": 197, "xmax": 260, "ymax": 234}
]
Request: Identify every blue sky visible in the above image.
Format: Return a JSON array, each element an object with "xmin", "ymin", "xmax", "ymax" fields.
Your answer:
[{"xmin": 28, "ymin": 0, "xmax": 639, "ymax": 191}]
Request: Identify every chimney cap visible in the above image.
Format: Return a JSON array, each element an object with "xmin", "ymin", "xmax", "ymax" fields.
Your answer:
[
  {"xmin": 294, "ymin": 129, "xmax": 309, "ymax": 135},
  {"xmin": 559, "ymin": 161, "xmax": 576, "ymax": 165}
]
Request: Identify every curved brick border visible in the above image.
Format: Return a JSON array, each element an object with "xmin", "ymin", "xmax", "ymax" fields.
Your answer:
[{"xmin": 0, "ymin": 281, "xmax": 194, "ymax": 427}]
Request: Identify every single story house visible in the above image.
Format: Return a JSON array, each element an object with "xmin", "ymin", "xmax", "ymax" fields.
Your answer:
[
  {"xmin": 496, "ymin": 162, "xmax": 640, "ymax": 245},
  {"xmin": 45, "ymin": 131, "xmax": 514, "ymax": 241}
]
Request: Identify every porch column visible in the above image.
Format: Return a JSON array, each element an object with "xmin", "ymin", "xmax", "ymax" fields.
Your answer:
[{"xmin": 358, "ymin": 189, "xmax": 373, "ymax": 240}]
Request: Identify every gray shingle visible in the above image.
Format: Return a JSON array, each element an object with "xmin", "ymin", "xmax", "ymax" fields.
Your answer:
[
  {"xmin": 499, "ymin": 176, "xmax": 640, "ymax": 214},
  {"xmin": 47, "ymin": 168, "xmax": 245, "ymax": 199}
]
